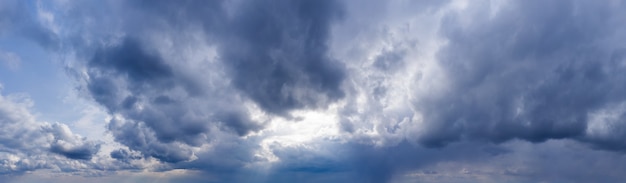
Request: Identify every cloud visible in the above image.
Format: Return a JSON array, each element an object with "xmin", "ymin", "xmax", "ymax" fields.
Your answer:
[
  {"xmin": 59, "ymin": 0, "xmax": 347, "ymax": 165},
  {"xmin": 106, "ymin": 117, "xmax": 198, "ymax": 163},
  {"xmin": 0, "ymin": 0, "xmax": 59, "ymax": 50},
  {"xmin": 0, "ymin": 88, "xmax": 101, "ymax": 174},
  {"xmin": 5, "ymin": 0, "xmax": 626, "ymax": 182},
  {"xmin": 81, "ymin": 35, "xmax": 259, "ymax": 163},
  {"xmin": 412, "ymin": 0, "xmax": 626, "ymax": 149},
  {"xmin": 109, "ymin": 149, "xmax": 142, "ymax": 163},
  {"xmin": 46, "ymin": 123, "xmax": 101, "ymax": 160},
  {"xmin": 220, "ymin": 0, "xmax": 346, "ymax": 115}
]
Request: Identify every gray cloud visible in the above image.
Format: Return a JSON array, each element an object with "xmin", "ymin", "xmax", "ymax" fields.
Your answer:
[
  {"xmin": 46, "ymin": 123, "xmax": 101, "ymax": 160},
  {"xmin": 109, "ymin": 149, "xmax": 142, "ymax": 163},
  {"xmin": 6, "ymin": 0, "xmax": 626, "ymax": 182},
  {"xmin": 106, "ymin": 117, "xmax": 197, "ymax": 163},
  {"xmin": 0, "ymin": 0, "xmax": 59, "ymax": 50},
  {"xmin": 81, "ymin": 35, "xmax": 260, "ymax": 163},
  {"xmin": 66, "ymin": 0, "xmax": 347, "ymax": 164},
  {"xmin": 415, "ymin": 1, "xmax": 626, "ymax": 149},
  {"xmin": 221, "ymin": 0, "xmax": 346, "ymax": 115},
  {"xmin": 324, "ymin": 0, "xmax": 626, "ymax": 182}
]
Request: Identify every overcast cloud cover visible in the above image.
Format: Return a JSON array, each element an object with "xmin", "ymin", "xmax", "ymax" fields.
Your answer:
[{"xmin": 2, "ymin": 0, "xmax": 626, "ymax": 182}]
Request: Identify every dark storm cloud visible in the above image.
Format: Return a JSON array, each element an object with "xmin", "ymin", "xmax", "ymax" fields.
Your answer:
[
  {"xmin": 415, "ymin": 1, "xmax": 626, "ymax": 149},
  {"xmin": 75, "ymin": 0, "xmax": 346, "ymax": 163},
  {"xmin": 221, "ymin": 0, "xmax": 346, "ymax": 115},
  {"xmin": 89, "ymin": 39, "xmax": 174, "ymax": 88},
  {"xmin": 322, "ymin": 1, "xmax": 626, "ymax": 182},
  {"xmin": 83, "ymin": 36, "xmax": 261, "ymax": 162}
]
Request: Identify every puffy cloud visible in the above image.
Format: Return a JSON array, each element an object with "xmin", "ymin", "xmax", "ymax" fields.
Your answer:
[
  {"xmin": 0, "ymin": 88, "xmax": 101, "ymax": 174},
  {"xmin": 46, "ymin": 123, "xmax": 101, "ymax": 160}
]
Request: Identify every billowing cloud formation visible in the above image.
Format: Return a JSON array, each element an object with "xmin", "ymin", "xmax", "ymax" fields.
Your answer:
[
  {"xmin": 4, "ymin": 0, "xmax": 626, "ymax": 183},
  {"xmin": 416, "ymin": 1, "xmax": 626, "ymax": 149},
  {"xmin": 0, "ymin": 89, "xmax": 101, "ymax": 173},
  {"xmin": 68, "ymin": 0, "xmax": 347, "ymax": 164}
]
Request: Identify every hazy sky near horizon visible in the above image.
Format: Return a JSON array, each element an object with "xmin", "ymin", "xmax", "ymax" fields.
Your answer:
[{"xmin": 3, "ymin": 0, "xmax": 626, "ymax": 182}]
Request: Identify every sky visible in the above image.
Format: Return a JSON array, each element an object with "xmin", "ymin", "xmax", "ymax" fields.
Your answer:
[{"xmin": 2, "ymin": 0, "xmax": 626, "ymax": 182}]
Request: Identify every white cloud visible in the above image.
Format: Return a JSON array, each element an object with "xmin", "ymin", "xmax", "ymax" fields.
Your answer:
[{"xmin": 0, "ymin": 88, "xmax": 127, "ymax": 175}]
